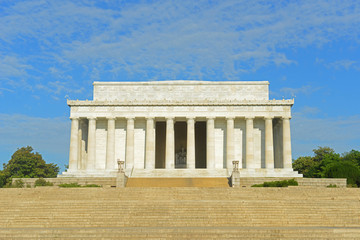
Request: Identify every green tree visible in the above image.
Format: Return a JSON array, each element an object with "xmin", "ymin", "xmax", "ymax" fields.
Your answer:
[
  {"xmin": 0, "ymin": 146, "xmax": 59, "ymax": 187},
  {"xmin": 293, "ymin": 147, "xmax": 340, "ymax": 178},
  {"xmin": 292, "ymin": 156, "xmax": 317, "ymax": 177},
  {"xmin": 317, "ymin": 152, "xmax": 341, "ymax": 178},
  {"xmin": 324, "ymin": 161, "xmax": 360, "ymax": 186},
  {"xmin": 342, "ymin": 150, "xmax": 360, "ymax": 167},
  {"xmin": 313, "ymin": 146, "xmax": 335, "ymax": 162}
]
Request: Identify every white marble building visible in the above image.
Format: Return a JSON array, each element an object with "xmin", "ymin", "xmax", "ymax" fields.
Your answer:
[{"xmin": 61, "ymin": 81, "xmax": 302, "ymax": 178}]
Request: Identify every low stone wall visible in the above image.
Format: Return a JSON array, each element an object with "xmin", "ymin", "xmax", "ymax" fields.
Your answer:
[
  {"xmin": 12, "ymin": 177, "xmax": 347, "ymax": 188},
  {"xmin": 238, "ymin": 177, "xmax": 347, "ymax": 188},
  {"xmin": 12, "ymin": 177, "xmax": 117, "ymax": 188}
]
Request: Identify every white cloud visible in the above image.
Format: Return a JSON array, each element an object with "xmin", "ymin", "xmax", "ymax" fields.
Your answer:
[
  {"xmin": 0, "ymin": 87, "xmax": 15, "ymax": 95},
  {"xmin": 1, "ymin": 0, "xmax": 360, "ymax": 83},
  {"xmin": 322, "ymin": 59, "xmax": 360, "ymax": 71},
  {"xmin": 59, "ymin": 1, "xmax": 360, "ymax": 79},
  {"xmin": 0, "ymin": 55, "xmax": 32, "ymax": 82},
  {"xmin": 35, "ymin": 81, "xmax": 85, "ymax": 99}
]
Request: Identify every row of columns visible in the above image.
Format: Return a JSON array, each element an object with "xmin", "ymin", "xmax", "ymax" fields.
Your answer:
[{"xmin": 68, "ymin": 117, "xmax": 292, "ymax": 172}]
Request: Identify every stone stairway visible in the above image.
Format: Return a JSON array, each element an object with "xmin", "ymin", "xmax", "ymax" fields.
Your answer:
[
  {"xmin": 0, "ymin": 187, "xmax": 360, "ymax": 239},
  {"xmin": 126, "ymin": 177, "xmax": 230, "ymax": 187},
  {"xmin": 130, "ymin": 168, "xmax": 230, "ymax": 177}
]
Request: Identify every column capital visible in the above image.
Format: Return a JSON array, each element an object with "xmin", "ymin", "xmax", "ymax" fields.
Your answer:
[
  {"xmin": 126, "ymin": 117, "xmax": 134, "ymax": 122},
  {"xmin": 88, "ymin": 117, "xmax": 97, "ymax": 121},
  {"xmin": 145, "ymin": 117, "xmax": 154, "ymax": 121},
  {"xmin": 70, "ymin": 117, "xmax": 79, "ymax": 120},
  {"xmin": 264, "ymin": 116, "xmax": 273, "ymax": 120},
  {"xmin": 186, "ymin": 117, "xmax": 195, "ymax": 121},
  {"xmin": 245, "ymin": 117, "xmax": 254, "ymax": 121},
  {"xmin": 107, "ymin": 117, "xmax": 116, "ymax": 120},
  {"xmin": 206, "ymin": 117, "xmax": 215, "ymax": 121},
  {"xmin": 166, "ymin": 117, "xmax": 174, "ymax": 121},
  {"xmin": 282, "ymin": 116, "xmax": 291, "ymax": 120},
  {"xmin": 226, "ymin": 117, "xmax": 235, "ymax": 121}
]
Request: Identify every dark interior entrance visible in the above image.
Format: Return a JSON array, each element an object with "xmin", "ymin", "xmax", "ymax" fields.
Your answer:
[
  {"xmin": 195, "ymin": 121, "xmax": 206, "ymax": 168},
  {"xmin": 155, "ymin": 122, "xmax": 166, "ymax": 168},
  {"xmin": 155, "ymin": 121, "xmax": 207, "ymax": 169},
  {"xmin": 175, "ymin": 122, "xmax": 187, "ymax": 168}
]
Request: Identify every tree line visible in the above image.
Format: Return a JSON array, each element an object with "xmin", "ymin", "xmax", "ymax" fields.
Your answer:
[{"xmin": 293, "ymin": 146, "xmax": 360, "ymax": 187}]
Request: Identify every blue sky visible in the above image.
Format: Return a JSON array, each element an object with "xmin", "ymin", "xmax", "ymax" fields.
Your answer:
[{"xmin": 1, "ymin": 0, "xmax": 359, "ymax": 171}]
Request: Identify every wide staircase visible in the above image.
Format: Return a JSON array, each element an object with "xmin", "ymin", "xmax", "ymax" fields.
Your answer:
[
  {"xmin": 0, "ymin": 187, "xmax": 360, "ymax": 239},
  {"xmin": 126, "ymin": 177, "xmax": 230, "ymax": 187}
]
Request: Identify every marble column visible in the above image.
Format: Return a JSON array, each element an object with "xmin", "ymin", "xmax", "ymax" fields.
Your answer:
[
  {"xmin": 165, "ymin": 118, "xmax": 175, "ymax": 169},
  {"xmin": 126, "ymin": 118, "xmax": 134, "ymax": 169},
  {"xmin": 77, "ymin": 119, "xmax": 83, "ymax": 170},
  {"xmin": 145, "ymin": 118, "xmax": 156, "ymax": 169},
  {"xmin": 265, "ymin": 118, "xmax": 274, "ymax": 169},
  {"xmin": 187, "ymin": 118, "xmax": 195, "ymax": 169},
  {"xmin": 106, "ymin": 118, "xmax": 115, "ymax": 170},
  {"xmin": 69, "ymin": 117, "xmax": 79, "ymax": 171},
  {"xmin": 87, "ymin": 118, "xmax": 96, "ymax": 170},
  {"xmin": 226, "ymin": 118, "xmax": 235, "ymax": 170},
  {"xmin": 206, "ymin": 118, "xmax": 215, "ymax": 169},
  {"xmin": 245, "ymin": 118, "xmax": 254, "ymax": 169},
  {"xmin": 282, "ymin": 117, "xmax": 292, "ymax": 169}
]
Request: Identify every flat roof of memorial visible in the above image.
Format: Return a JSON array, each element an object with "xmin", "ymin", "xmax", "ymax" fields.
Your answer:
[{"xmin": 93, "ymin": 80, "xmax": 269, "ymax": 85}]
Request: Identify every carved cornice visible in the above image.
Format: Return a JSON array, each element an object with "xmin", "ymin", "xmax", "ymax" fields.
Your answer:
[{"xmin": 67, "ymin": 99, "xmax": 294, "ymax": 107}]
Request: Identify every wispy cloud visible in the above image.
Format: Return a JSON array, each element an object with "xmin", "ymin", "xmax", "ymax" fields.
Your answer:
[
  {"xmin": 0, "ymin": 54, "xmax": 32, "ymax": 82},
  {"xmin": 1, "ymin": 0, "xmax": 359, "ymax": 87},
  {"xmin": 61, "ymin": 0, "xmax": 360, "ymax": 80},
  {"xmin": 297, "ymin": 106, "xmax": 321, "ymax": 116},
  {"xmin": 317, "ymin": 58, "xmax": 360, "ymax": 71},
  {"xmin": 278, "ymin": 85, "xmax": 320, "ymax": 98},
  {"xmin": 0, "ymin": 87, "xmax": 15, "ymax": 95},
  {"xmin": 35, "ymin": 80, "xmax": 85, "ymax": 99}
]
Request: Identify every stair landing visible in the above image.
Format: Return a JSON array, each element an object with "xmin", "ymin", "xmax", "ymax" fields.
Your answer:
[
  {"xmin": 130, "ymin": 169, "xmax": 230, "ymax": 178},
  {"xmin": 126, "ymin": 177, "xmax": 230, "ymax": 187}
]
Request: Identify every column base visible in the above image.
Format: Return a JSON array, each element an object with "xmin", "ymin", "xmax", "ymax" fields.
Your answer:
[{"xmin": 60, "ymin": 168, "xmax": 302, "ymax": 178}]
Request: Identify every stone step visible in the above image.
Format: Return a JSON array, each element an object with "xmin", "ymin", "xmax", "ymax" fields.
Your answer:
[
  {"xmin": 126, "ymin": 177, "xmax": 230, "ymax": 187},
  {"xmin": 1, "ymin": 187, "xmax": 359, "ymax": 239},
  {"xmin": 1, "ymin": 227, "xmax": 360, "ymax": 239},
  {"xmin": 130, "ymin": 169, "xmax": 230, "ymax": 178}
]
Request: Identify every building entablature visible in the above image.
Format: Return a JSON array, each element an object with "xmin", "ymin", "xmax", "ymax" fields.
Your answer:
[
  {"xmin": 67, "ymin": 99, "xmax": 294, "ymax": 107},
  {"xmin": 69, "ymin": 104, "xmax": 292, "ymax": 119}
]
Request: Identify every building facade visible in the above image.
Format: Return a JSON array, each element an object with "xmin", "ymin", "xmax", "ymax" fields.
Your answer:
[{"xmin": 61, "ymin": 81, "xmax": 302, "ymax": 178}]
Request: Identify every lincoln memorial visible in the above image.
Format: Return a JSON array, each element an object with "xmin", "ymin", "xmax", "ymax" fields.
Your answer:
[{"xmin": 61, "ymin": 81, "xmax": 302, "ymax": 178}]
